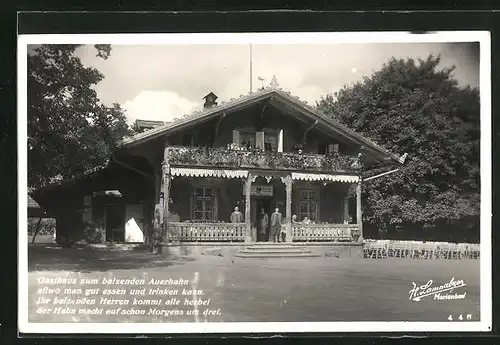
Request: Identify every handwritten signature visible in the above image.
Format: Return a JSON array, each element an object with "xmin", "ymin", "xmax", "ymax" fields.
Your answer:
[{"xmin": 409, "ymin": 277, "xmax": 466, "ymax": 302}]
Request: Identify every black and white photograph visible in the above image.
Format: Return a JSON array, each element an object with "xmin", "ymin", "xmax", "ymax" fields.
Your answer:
[{"xmin": 18, "ymin": 31, "xmax": 491, "ymax": 333}]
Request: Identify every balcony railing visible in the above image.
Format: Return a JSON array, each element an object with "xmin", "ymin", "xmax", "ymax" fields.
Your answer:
[
  {"xmin": 291, "ymin": 224, "xmax": 360, "ymax": 242},
  {"xmin": 167, "ymin": 222, "xmax": 246, "ymax": 242},
  {"xmin": 165, "ymin": 146, "xmax": 362, "ymax": 173}
]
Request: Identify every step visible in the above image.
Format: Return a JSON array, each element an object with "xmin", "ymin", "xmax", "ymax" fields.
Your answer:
[
  {"xmin": 246, "ymin": 245, "xmax": 300, "ymax": 249},
  {"xmin": 248, "ymin": 242, "xmax": 294, "ymax": 245},
  {"xmin": 238, "ymin": 249, "xmax": 312, "ymax": 254},
  {"xmin": 233, "ymin": 252, "xmax": 321, "ymax": 258}
]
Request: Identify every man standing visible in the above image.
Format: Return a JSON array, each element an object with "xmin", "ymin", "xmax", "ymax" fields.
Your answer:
[
  {"xmin": 258, "ymin": 208, "xmax": 269, "ymax": 242},
  {"xmin": 270, "ymin": 207, "xmax": 282, "ymax": 243},
  {"xmin": 230, "ymin": 206, "xmax": 243, "ymax": 223}
]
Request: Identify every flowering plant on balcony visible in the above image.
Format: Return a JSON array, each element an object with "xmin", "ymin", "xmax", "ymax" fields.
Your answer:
[{"xmin": 167, "ymin": 146, "xmax": 361, "ymax": 173}]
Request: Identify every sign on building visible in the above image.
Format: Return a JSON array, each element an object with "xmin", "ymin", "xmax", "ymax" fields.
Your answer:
[{"xmin": 250, "ymin": 185, "xmax": 273, "ymax": 197}]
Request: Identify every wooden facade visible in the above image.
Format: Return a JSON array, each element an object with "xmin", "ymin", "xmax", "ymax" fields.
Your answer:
[{"xmin": 32, "ymin": 88, "xmax": 403, "ymax": 245}]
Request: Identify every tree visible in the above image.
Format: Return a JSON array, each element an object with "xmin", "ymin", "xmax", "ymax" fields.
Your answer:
[
  {"xmin": 28, "ymin": 44, "xmax": 131, "ymax": 190},
  {"xmin": 317, "ymin": 55, "xmax": 480, "ymax": 242}
]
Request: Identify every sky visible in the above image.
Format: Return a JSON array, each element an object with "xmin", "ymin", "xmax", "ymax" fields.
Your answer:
[{"xmin": 75, "ymin": 42, "xmax": 480, "ymax": 125}]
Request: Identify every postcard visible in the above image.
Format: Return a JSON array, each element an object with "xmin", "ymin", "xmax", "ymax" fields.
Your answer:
[{"xmin": 18, "ymin": 30, "xmax": 491, "ymax": 334}]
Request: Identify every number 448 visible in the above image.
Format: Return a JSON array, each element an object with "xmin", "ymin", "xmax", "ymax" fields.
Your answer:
[{"xmin": 448, "ymin": 314, "xmax": 472, "ymax": 321}]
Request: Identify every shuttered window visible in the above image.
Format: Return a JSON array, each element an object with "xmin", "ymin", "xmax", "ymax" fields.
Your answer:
[
  {"xmin": 298, "ymin": 190, "xmax": 319, "ymax": 222},
  {"xmin": 191, "ymin": 187, "xmax": 217, "ymax": 222}
]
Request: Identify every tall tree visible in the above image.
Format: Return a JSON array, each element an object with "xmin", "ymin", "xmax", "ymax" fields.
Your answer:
[
  {"xmin": 28, "ymin": 44, "xmax": 131, "ymax": 190},
  {"xmin": 317, "ymin": 56, "xmax": 480, "ymax": 241}
]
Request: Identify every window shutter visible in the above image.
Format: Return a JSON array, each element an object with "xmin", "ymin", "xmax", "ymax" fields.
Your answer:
[
  {"xmin": 256, "ymin": 131, "xmax": 265, "ymax": 150},
  {"xmin": 232, "ymin": 130, "xmax": 240, "ymax": 145},
  {"xmin": 278, "ymin": 129, "xmax": 284, "ymax": 152}
]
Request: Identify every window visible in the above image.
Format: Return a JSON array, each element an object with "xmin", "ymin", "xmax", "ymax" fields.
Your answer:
[
  {"xmin": 240, "ymin": 132, "xmax": 256, "ymax": 148},
  {"xmin": 182, "ymin": 134, "xmax": 195, "ymax": 146},
  {"xmin": 298, "ymin": 190, "xmax": 319, "ymax": 222},
  {"xmin": 318, "ymin": 142, "xmax": 327, "ymax": 155},
  {"xmin": 264, "ymin": 133, "xmax": 278, "ymax": 152},
  {"xmin": 239, "ymin": 131, "xmax": 277, "ymax": 151},
  {"xmin": 192, "ymin": 187, "xmax": 217, "ymax": 222}
]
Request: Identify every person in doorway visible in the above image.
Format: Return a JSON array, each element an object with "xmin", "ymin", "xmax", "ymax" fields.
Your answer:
[
  {"xmin": 258, "ymin": 208, "xmax": 269, "ymax": 242},
  {"xmin": 230, "ymin": 206, "xmax": 243, "ymax": 223},
  {"xmin": 270, "ymin": 207, "xmax": 283, "ymax": 242},
  {"xmin": 291, "ymin": 214, "xmax": 299, "ymax": 224}
]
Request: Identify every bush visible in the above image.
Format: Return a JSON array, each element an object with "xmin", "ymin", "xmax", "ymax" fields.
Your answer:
[{"xmin": 28, "ymin": 218, "xmax": 56, "ymax": 236}]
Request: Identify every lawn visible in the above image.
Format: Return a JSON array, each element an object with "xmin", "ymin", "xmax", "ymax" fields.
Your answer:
[{"xmin": 26, "ymin": 245, "xmax": 481, "ymax": 323}]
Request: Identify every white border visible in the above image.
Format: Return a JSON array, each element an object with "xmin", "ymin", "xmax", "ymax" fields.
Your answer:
[{"xmin": 18, "ymin": 31, "xmax": 492, "ymax": 334}]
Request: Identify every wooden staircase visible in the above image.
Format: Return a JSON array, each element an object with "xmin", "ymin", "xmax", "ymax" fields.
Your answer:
[{"xmin": 233, "ymin": 243, "xmax": 321, "ymax": 258}]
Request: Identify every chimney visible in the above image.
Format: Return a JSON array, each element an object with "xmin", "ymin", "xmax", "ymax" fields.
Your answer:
[{"xmin": 203, "ymin": 92, "xmax": 218, "ymax": 109}]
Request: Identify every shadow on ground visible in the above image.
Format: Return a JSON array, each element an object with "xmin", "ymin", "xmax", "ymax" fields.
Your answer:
[{"xmin": 28, "ymin": 244, "xmax": 196, "ymax": 272}]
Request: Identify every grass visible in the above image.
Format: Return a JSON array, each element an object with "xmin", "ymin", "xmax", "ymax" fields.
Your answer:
[{"xmin": 27, "ymin": 245, "xmax": 480, "ymax": 323}]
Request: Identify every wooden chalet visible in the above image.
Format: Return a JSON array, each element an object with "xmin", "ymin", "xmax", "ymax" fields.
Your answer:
[{"xmin": 32, "ymin": 85, "xmax": 404, "ymax": 246}]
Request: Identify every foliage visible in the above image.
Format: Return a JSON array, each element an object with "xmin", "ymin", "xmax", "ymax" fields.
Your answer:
[
  {"xmin": 317, "ymin": 55, "xmax": 480, "ymax": 238},
  {"xmin": 28, "ymin": 218, "xmax": 56, "ymax": 236},
  {"xmin": 28, "ymin": 44, "xmax": 132, "ymax": 190},
  {"xmin": 167, "ymin": 146, "xmax": 361, "ymax": 173}
]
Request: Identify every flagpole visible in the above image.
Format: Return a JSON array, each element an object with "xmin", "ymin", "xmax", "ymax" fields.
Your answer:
[{"xmin": 249, "ymin": 44, "xmax": 253, "ymax": 93}]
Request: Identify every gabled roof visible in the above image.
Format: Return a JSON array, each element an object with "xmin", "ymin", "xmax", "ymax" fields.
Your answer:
[{"xmin": 119, "ymin": 87, "xmax": 404, "ymax": 164}]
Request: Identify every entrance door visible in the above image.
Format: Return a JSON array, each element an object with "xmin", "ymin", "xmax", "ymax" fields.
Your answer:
[
  {"xmin": 106, "ymin": 204, "xmax": 125, "ymax": 242},
  {"xmin": 253, "ymin": 198, "xmax": 271, "ymax": 242}
]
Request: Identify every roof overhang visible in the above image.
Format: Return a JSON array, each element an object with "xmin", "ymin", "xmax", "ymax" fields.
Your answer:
[{"xmin": 118, "ymin": 88, "xmax": 404, "ymax": 165}]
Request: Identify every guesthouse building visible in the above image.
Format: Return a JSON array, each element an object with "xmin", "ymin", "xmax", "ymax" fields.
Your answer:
[{"xmin": 31, "ymin": 85, "xmax": 404, "ymax": 246}]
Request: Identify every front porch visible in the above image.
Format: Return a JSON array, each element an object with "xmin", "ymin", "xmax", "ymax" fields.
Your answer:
[{"xmin": 159, "ymin": 163, "xmax": 364, "ymax": 244}]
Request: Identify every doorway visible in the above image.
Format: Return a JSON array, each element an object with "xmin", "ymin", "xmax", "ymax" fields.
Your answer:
[
  {"xmin": 251, "ymin": 197, "xmax": 272, "ymax": 242},
  {"xmin": 106, "ymin": 204, "xmax": 126, "ymax": 242}
]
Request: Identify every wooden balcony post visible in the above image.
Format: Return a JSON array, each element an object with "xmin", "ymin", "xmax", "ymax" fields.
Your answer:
[
  {"xmin": 356, "ymin": 180, "xmax": 363, "ymax": 242},
  {"xmin": 285, "ymin": 175, "xmax": 293, "ymax": 243},
  {"xmin": 245, "ymin": 172, "xmax": 252, "ymax": 243},
  {"xmin": 162, "ymin": 147, "xmax": 171, "ymax": 243}
]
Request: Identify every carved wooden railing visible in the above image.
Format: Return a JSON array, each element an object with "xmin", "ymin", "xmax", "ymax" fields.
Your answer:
[
  {"xmin": 167, "ymin": 222, "xmax": 246, "ymax": 242},
  {"xmin": 166, "ymin": 146, "xmax": 361, "ymax": 173},
  {"xmin": 291, "ymin": 224, "xmax": 360, "ymax": 242}
]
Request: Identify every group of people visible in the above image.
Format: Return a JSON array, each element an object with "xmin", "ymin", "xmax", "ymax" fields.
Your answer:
[
  {"xmin": 257, "ymin": 207, "xmax": 286, "ymax": 242},
  {"xmin": 230, "ymin": 206, "xmax": 286, "ymax": 242}
]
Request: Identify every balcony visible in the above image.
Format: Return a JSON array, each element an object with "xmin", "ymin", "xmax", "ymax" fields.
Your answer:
[{"xmin": 165, "ymin": 146, "xmax": 362, "ymax": 173}]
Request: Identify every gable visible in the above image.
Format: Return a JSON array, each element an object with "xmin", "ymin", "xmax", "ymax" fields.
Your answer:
[{"xmin": 119, "ymin": 88, "xmax": 403, "ymax": 164}]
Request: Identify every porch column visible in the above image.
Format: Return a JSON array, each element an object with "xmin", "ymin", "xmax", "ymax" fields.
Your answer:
[
  {"xmin": 162, "ymin": 147, "xmax": 171, "ymax": 243},
  {"xmin": 285, "ymin": 175, "xmax": 293, "ymax": 243},
  {"xmin": 244, "ymin": 172, "xmax": 252, "ymax": 243},
  {"xmin": 343, "ymin": 194, "xmax": 349, "ymax": 223},
  {"xmin": 356, "ymin": 180, "xmax": 363, "ymax": 242},
  {"xmin": 150, "ymin": 163, "xmax": 162, "ymax": 245}
]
